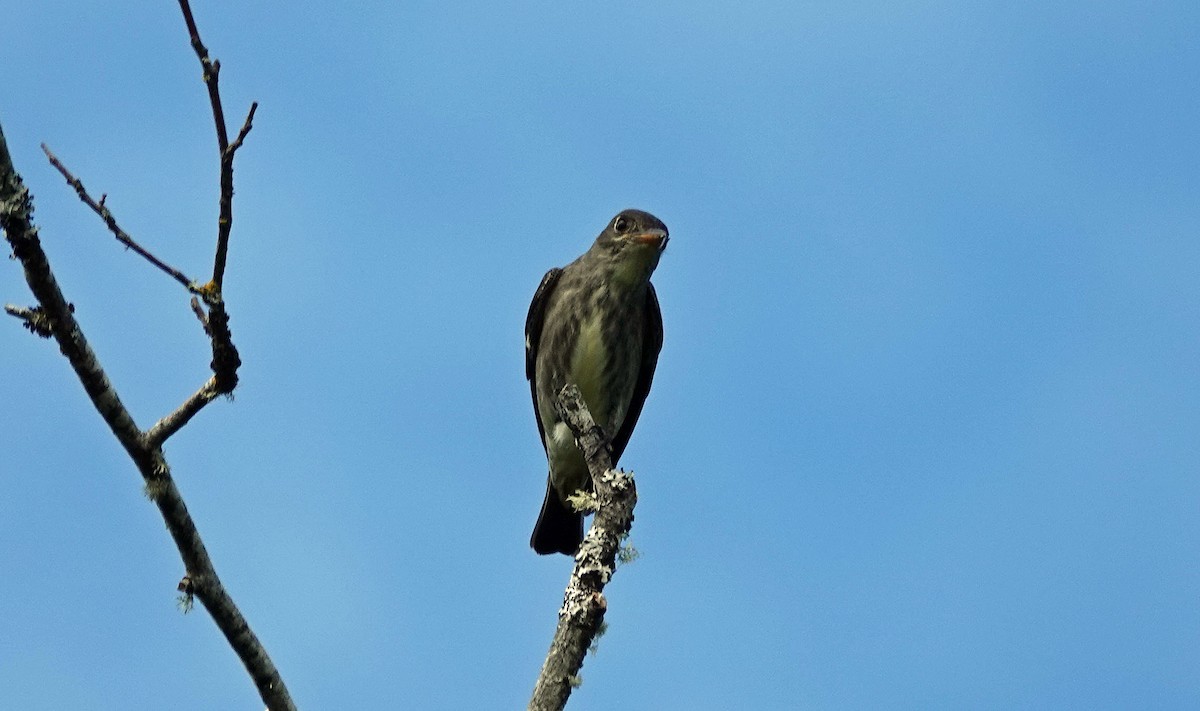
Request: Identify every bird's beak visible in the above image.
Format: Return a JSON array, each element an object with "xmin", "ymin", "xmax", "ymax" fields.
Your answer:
[{"xmin": 631, "ymin": 228, "xmax": 669, "ymax": 251}]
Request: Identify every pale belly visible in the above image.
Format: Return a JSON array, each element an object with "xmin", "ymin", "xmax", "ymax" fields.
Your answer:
[{"xmin": 569, "ymin": 312, "xmax": 630, "ymax": 433}]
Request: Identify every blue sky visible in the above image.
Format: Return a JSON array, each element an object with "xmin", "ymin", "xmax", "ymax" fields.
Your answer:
[{"xmin": 2, "ymin": 1, "xmax": 1198, "ymax": 709}]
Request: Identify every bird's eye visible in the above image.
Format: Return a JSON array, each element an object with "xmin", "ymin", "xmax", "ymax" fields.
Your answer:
[{"xmin": 614, "ymin": 215, "xmax": 632, "ymax": 233}]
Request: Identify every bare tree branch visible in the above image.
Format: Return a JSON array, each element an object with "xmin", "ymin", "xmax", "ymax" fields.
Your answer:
[
  {"xmin": 1, "ymin": 5, "xmax": 292, "ymax": 708},
  {"xmin": 529, "ymin": 384, "xmax": 639, "ymax": 711},
  {"xmin": 40, "ymin": 143, "xmax": 200, "ymax": 292},
  {"xmin": 178, "ymin": 0, "xmax": 228, "ymax": 152},
  {"xmin": 177, "ymin": 0, "xmax": 254, "ymax": 291},
  {"xmin": 173, "ymin": 0, "xmax": 248, "ymax": 398},
  {"xmin": 1, "ymin": 121, "xmax": 295, "ymax": 711},
  {"xmin": 211, "ymin": 100, "xmax": 257, "ymax": 290},
  {"xmin": 145, "ymin": 376, "xmax": 221, "ymax": 448}
]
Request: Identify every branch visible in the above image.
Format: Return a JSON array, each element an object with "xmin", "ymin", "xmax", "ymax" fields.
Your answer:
[
  {"xmin": 39, "ymin": 136, "xmax": 240, "ymax": 395},
  {"xmin": 0, "ymin": 130, "xmax": 145, "ymax": 461},
  {"xmin": 172, "ymin": 0, "xmax": 250, "ymax": 400},
  {"xmin": 5, "ymin": 4, "xmax": 276, "ymax": 705},
  {"xmin": 40, "ymin": 143, "xmax": 199, "ymax": 292},
  {"xmin": 177, "ymin": 0, "xmax": 255, "ymax": 291},
  {"xmin": 1, "ymin": 123, "xmax": 295, "ymax": 711},
  {"xmin": 228, "ymin": 102, "xmax": 258, "ymax": 156},
  {"xmin": 211, "ymin": 101, "xmax": 256, "ymax": 290},
  {"xmin": 5, "ymin": 303, "xmax": 60, "ymax": 338},
  {"xmin": 529, "ymin": 384, "xmax": 639, "ymax": 711},
  {"xmin": 178, "ymin": 0, "xmax": 228, "ymax": 152},
  {"xmin": 190, "ymin": 295, "xmax": 211, "ymax": 334},
  {"xmin": 145, "ymin": 376, "xmax": 220, "ymax": 448}
]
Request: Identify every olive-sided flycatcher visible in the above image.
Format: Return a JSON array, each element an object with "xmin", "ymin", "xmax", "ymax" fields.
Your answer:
[{"xmin": 526, "ymin": 209, "xmax": 668, "ymax": 555}]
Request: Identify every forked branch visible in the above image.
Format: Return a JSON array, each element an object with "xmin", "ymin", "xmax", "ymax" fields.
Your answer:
[
  {"xmin": 177, "ymin": 0, "xmax": 256, "ymax": 290},
  {"xmin": 0, "ymin": 4, "xmax": 291, "ymax": 709}
]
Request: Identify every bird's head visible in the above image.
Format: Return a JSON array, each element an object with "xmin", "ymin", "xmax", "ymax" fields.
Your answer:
[{"xmin": 593, "ymin": 209, "xmax": 669, "ymax": 281}]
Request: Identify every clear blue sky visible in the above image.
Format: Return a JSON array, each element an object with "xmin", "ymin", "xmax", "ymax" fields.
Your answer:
[{"xmin": 2, "ymin": 1, "xmax": 1198, "ymax": 709}]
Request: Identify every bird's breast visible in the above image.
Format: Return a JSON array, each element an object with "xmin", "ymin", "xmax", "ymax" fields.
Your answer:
[{"xmin": 570, "ymin": 311, "xmax": 607, "ymax": 416}]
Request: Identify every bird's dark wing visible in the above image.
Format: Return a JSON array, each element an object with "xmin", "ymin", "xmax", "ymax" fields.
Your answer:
[
  {"xmin": 525, "ymin": 268, "xmax": 563, "ymax": 454},
  {"xmin": 611, "ymin": 283, "xmax": 663, "ymax": 463}
]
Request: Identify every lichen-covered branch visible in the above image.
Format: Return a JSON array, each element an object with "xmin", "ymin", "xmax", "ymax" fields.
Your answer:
[
  {"xmin": 529, "ymin": 384, "xmax": 639, "ymax": 711},
  {"xmin": 4, "ymin": 303, "xmax": 59, "ymax": 338}
]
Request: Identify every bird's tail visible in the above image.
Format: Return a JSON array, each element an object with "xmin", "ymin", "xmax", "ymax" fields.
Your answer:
[{"xmin": 530, "ymin": 479, "xmax": 583, "ymax": 555}]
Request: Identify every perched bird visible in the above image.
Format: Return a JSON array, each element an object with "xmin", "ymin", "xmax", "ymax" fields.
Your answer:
[{"xmin": 526, "ymin": 209, "xmax": 668, "ymax": 555}]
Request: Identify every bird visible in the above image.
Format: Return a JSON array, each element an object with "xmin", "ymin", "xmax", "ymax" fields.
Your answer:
[{"xmin": 526, "ymin": 209, "xmax": 668, "ymax": 555}]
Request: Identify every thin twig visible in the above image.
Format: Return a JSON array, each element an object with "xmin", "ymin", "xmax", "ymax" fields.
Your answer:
[
  {"xmin": 228, "ymin": 102, "xmax": 258, "ymax": 156},
  {"xmin": 529, "ymin": 384, "xmax": 639, "ymax": 711},
  {"xmin": 40, "ymin": 144, "xmax": 198, "ymax": 292},
  {"xmin": 177, "ymin": 0, "xmax": 228, "ymax": 152},
  {"xmin": 190, "ymin": 295, "xmax": 211, "ymax": 335},
  {"xmin": 177, "ymin": 0, "xmax": 254, "ymax": 291},
  {"xmin": 211, "ymin": 100, "xmax": 256, "ymax": 290}
]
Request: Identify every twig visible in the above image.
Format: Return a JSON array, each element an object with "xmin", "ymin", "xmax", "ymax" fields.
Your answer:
[
  {"xmin": 228, "ymin": 102, "xmax": 258, "ymax": 156},
  {"xmin": 529, "ymin": 384, "xmax": 639, "ymax": 711},
  {"xmin": 177, "ymin": 0, "xmax": 255, "ymax": 291},
  {"xmin": 177, "ymin": 0, "xmax": 227, "ymax": 151},
  {"xmin": 40, "ymin": 144, "xmax": 198, "ymax": 292},
  {"xmin": 5, "ymin": 303, "xmax": 57, "ymax": 338},
  {"xmin": 190, "ymin": 295, "xmax": 211, "ymax": 334},
  {"xmin": 211, "ymin": 100, "xmax": 255, "ymax": 291}
]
